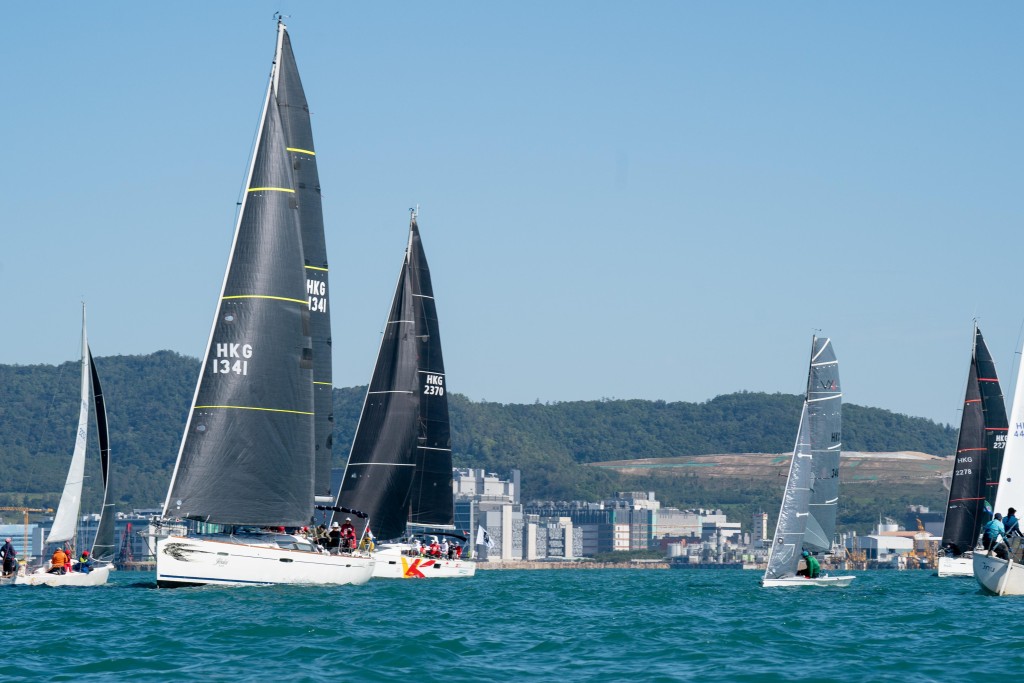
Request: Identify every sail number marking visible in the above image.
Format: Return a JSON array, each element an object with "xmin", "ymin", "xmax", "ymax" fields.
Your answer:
[
  {"xmin": 212, "ymin": 343, "xmax": 252, "ymax": 376},
  {"xmin": 308, "ymin": 279, "xmax": 327, "ymax": 313},
  {"xmin": 423, "ymin": 374, "xmax": 445, "ymax": 396}
]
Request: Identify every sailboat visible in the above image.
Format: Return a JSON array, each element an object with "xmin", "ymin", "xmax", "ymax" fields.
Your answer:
[
  {"xmin": 16, "ymin": 305, "xmax": 115, "ymax": 586},
  {"xmin": 155, "ymin": 20, "xmax": 374, "ymax": 587},
  {"xmin": 974, "ymin": 335, "xmax": 1024, "ymax": 594},
  {"xmin": 335, "ymin": 211, "xmax": 475, "ymax": 579},
  {"xmin": 937, "ymin": 325, "xmax": 1007, "ymax": 577},
  {"xmin": 761, "ymin": 336, "xmax": 854, "ymax": 588}
]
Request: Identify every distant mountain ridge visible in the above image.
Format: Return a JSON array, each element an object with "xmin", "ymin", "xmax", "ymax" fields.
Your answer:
[{"xmin": 0, "ymin": 352, "xmax": 957, "ymax": 518}]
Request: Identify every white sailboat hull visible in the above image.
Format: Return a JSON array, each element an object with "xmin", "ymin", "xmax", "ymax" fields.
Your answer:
[
  {"xmin": 14, "ymin": 564, "xmax": 112, "ymax": 587},
  {"xmin": 761, "ymin": 575, "xmax": 855, "ymax": 588},
  {"xmin": 973, "ymin": 551, "xmax": 1024, "ymax": 595},
  {"xmin": 371, "ymin": 543, "xmax": 476, "ymax": 579},
  {"xmin": 156, "ymin": 535, "xmax": 375, "ymax": 587},
  {"xmin": 936, "ymin": 554, "xmax": 975, "ymax": 577}
]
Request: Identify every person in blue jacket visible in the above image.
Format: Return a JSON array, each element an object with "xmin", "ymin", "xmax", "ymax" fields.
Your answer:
[{"xmin": 982, "ymin": 513, "xmax": 1009, "ymax": 560}]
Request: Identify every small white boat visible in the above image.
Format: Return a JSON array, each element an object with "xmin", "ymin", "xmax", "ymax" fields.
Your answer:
[
  {"xmin": 16, "ymin": 305, "xmax": 115, "ymax": 587},
  {"xmin": 762, "ymin": 575, "xmax": 855, "ymax": 588},
  {"xmin": 16, "ymin": 564, "xmax": 113, "ymax": 587},
  {"xmin": 372, "ymin": 541, "xmax": 476, "ymax": 579},
  {"xmin": 973, "ymin": 550, "xmax": 1024, "ymax": 595}
]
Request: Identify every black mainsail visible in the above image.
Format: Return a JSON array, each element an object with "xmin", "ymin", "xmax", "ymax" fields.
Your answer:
[
  {"xmin": 336, "ymin": 213, "xmax": 454, "ymax": 541},
  {"xmin": 763, "ymin": 336, "xmax": 842, "ymax": 581},
  {"xmin": 162, "ymin": 23, "xmax": 314, "ymax": 528},
  {"xmin": 88, "ymin": 347, "xmax": 116, "ymax": 563},
  {"xmin": 275, "ymin": 28, "xmax": 334, "ymax": 501},
  {"xmin": 941, "ymin": 326, "xmax": 1008, "ymax": 555}
]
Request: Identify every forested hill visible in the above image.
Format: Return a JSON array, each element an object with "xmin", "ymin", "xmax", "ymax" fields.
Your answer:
[{"xmin": 0, "ymin": 352, "xmax": 957, "ymax": 512}]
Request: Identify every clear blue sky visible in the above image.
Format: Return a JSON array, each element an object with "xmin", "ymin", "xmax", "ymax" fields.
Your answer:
[{"xmin": 3, "ymin": 3, "xmax": 1022, "ymax": 427}]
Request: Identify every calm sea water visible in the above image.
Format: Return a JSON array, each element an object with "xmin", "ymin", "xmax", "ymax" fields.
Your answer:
[{"xmin": 3, "ymin": 568, "xmax": 1021, "ymax": 682}]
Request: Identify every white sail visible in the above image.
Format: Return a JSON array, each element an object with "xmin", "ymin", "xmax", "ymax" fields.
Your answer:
[
  {"xmin": 994, "ymin": 348, "xmax": 1024, "ymax": 519},
  {"xmin": 47, "ymin": 305, "xmax": 90, "ymax": 544}
]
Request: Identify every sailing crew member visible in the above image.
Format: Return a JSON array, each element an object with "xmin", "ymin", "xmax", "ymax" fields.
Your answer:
[
  {"xmin": 982, "ymin": 513, "xmax": 1009, "ymax": 559},
  {"xmin": 50, "ymin": 547, "xmax": 68, "ymax": 574},
  {"xmin": 76, "ymin": 550, "xmax": 93, "ymax": 574},
  {"xmin": 0, "ymin": 538, "xmax": 16, "ymax": 576},
  {"xmin": 339, "ymin": 518, "xmax": 357, "ymax": 551},
  {"xmin": 797, "ymin": 550, "xmax": 821, "ymax": 578},
  {"xmin": 1004, "ymin": 508, "xmax": 1021, "ymax": 537},
  {"xmin": 327, "ymin": 522, "xmax": 342, "ymax": 553}
]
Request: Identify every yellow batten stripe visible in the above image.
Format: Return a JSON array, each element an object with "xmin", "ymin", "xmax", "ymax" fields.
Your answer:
[
  {"xmin": 222, "ymin": 295, "xmax": 307, "ymax": 305},
  {"xmin": 286, "ymin": 147, "xmax": 316, "ymax": 156},
  {"xmin": 247, "ymin": 187, "xmax": 295, "ymax": 193},
  {"xmin": 304, "ymin": 265, "xmax": 329, "ymax": 272},
  {"xmin": 313, "ymin": 381, "xmax": 333, "ymax": 386},
  {"xmin": 194, "ymin": 405, "xmax": 314, "ymax": 415}
]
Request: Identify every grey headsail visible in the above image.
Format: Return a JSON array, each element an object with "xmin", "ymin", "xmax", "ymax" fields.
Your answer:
[
  {"xmin": 275, "ymin": 25, "xmax": 334, "ymax": 501},
  {"xmin": 941, "ymin": 326, "xmax": 1007, "ymax": 555},
  {"xmin": 88, "ymin": 347, "xmax": 116, "ymax": 563},
  {"xmin": 337, "ymin": 213, "xmax": 453, "ymax": 540},
  {"xmin": 162, "ymin": 41, "xmax": 314, "ymax": 527},
  {"xmin": 763, "ymin": 336, "xmax": 841, "ymax": 581}
]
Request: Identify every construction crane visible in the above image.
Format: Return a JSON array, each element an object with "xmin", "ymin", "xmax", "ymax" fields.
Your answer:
[{"xmin": 0, "ymin": 507, "xmax": 53, "ymax": 561}]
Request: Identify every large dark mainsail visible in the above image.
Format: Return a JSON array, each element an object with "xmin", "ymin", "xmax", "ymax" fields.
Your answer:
[
  {"xmin": 275, "ymin": 26, "xmax": 333, "ymax": 501},
  {"xmin": 763, "ymin": 336, "xmax": 841, "ymax": 581},
  {"xmin": 337, "ymin": 213, "xmax": 453, "ymax": 541},
  {"xmin": 88, "ymin": 348, "xmax": 116, "ymax": 563},
  {"xmin": 941, "ymin": 326, "xmax": 1008, "ymax": 555},
  {"xmin": 162, "ymin": 26, "xmax": 314, "ymax": 527}
]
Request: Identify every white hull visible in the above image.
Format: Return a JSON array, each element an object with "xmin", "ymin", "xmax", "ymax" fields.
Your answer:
[
  {"xmin": 936, "ymin": 554, "xmax": 974, "ymax": 577},
  {"xmin": 156, "ymin": 534, "xmax": 375, "ymax": 587},
  {"xmin": 762, "ymin": 575, "xmax": 855, "ymax": 588},
  {"xmin": 973, "ymin": 551, "xmax": 1024, "ymax": 595},
  {"xmin": 371, "ymin": 543, "xmax": 476, "ymax": 579},
  {"xmin": 14, "ymin": 564, "xmax": 112, "ymax": 587}
]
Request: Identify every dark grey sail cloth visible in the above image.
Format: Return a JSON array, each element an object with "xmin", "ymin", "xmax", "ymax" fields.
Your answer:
[
  {"xmin": 405, "ymin": 217, "xmax": 453, "ymax": 530},
  {"xmin": 88, "ymin": 348, "xmax": 116, "ymax": 563},
  {"xmin": 275, "ymin": 25, "xmax": 334, "ymax": 500},
  {"xmin": 162, "ymin": 78, "xmax": 315, "ymax": 527},
  {"xmin": 763, "ymin": 336, "xmax": 841, "ymax": 581},
  {"xmin": 336, "ymin": 216, "xmax": 454, "ymax": 540},
  {"xmin": 941, "ymin": 327, "xmax": 1007, "ymax": 555},
  {"xmin": 803, "ymin": 337, "xmax": 842, "ymax": 552}
]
